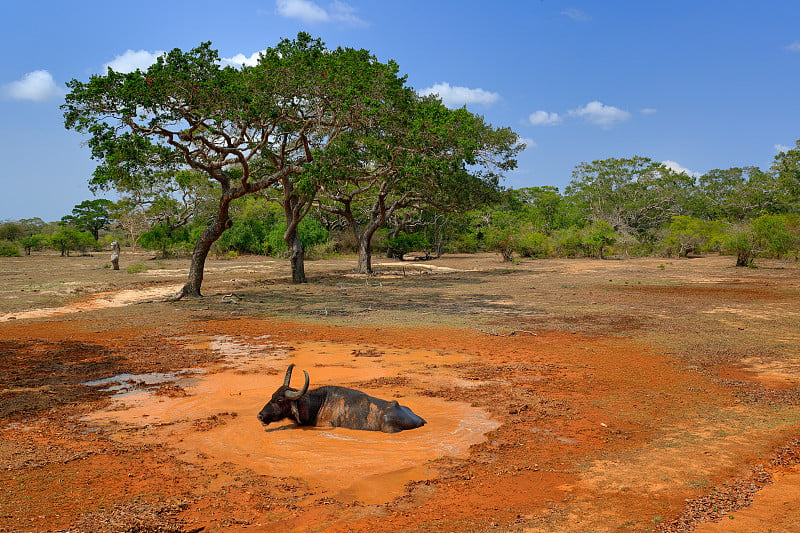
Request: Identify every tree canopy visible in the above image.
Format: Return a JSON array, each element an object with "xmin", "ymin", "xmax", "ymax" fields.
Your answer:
[{"xmin": 63, "ymin": 33, "xmax": 415, "ymax": 296}]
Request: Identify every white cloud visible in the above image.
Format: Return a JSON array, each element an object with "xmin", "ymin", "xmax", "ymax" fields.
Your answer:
[
  {"xmin": 275, "ymin": 0, "xmax": 367, "ymax": 26},
  {"xmin": 2, "ymin": 70, "xmax": 62, "ymax": 102},
  {"xmin": 222, "ymin": 50, "xmax": 266, "ymax": 68},
  {"xmin": 568, "ymin": 100, "xmax": 631, "ymax": 128},
  {"xmin": 516, "ymin": 137, "xmax": 536, "ymax": 150},
  {"xmin": 640, "ymin": 108, "xmax": 657, "ymax": 115},
  {"xmin": 662, "ymin": 160, "xmax": 700, "ymax": 178},
  {"xmin": 561, "ymin": 8, "xmax": 590, "ymax": 22},
  {"xmin": 528, "ymin": 110, "xmax": 562, "ymax": 126},
  {"xmin": 785, "ymin": 41, "xmax": 800, "ymax": 52},
  {"xmin": 775, "ymin": 144, "xmax": 791, "ymax": 153},
  {"xmin": 330, "ymin": 1, "xmax": 368, "ymax": 26},
  {"xmin": 419, "ymin": 82, "xmax": 500, "ymax": 109},
  {"xmin": 104, "ymin": 50, "xmax": 164, "ymax": 73}
]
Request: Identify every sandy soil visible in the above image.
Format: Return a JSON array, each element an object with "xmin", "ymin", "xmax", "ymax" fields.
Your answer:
[{"xmin": 1, "ymin": 251, "xmax": 799, "ymax": 532}]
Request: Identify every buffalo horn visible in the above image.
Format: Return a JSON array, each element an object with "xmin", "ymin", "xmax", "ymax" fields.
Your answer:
[
  {"xmin": 283, "ymin": 364, "xmax": 296, "ymax": 387},
  {"xmin": 284, "ymin": 370, "xmax": 309, "ymax": 400}
]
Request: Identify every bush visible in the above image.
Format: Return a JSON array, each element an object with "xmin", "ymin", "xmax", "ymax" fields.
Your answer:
[
  {"xmin": 49, "ymin": 227, "xmax": 95, "ymax": 256},
  {"xmin": 550, "ymin": 227, "xmax": 583, "ymax": 257},
  {"xmin": 262, "ymin": 218, "xmax": 330, "ymax": 257},
  {"xmin": 0, "ymin": 240, "xmax": 21, "ymax": 257},
  {"xmin": 752, "ymin": 214, "xmax": 800, "ymax": 258},
  {"xmin": 659, "ymin": 216, "xmax": 727, "ymax": 257},
  {"xmin": 517, "ymin": 231, "xmax": 551, "ymax": 258},
  {"xmin": 724, "ymin": 226, "xmax": 755, "ymax": 267},
  {"xmin": 126, "ymin": 263, "xmax": 150, "ymax": 274},
  {"xmin": 385, "ymin": 232, "xmax": 430, "ymax": 259},
  {"xmin": 446, "ymin": 232, "xmax": 480, "ymax": 253},
  {"xmin": 168, "ymin": 241, "xmax": 195, "ymax": 257},
  {"xmin": 306, "ymin": 240, "xmax": 339, "ymax": 260},
  {"xmin": 20, "ymin": 234, "xmax": 47, "ymax": 255},
  {"xmin": 483, "ymin": 225, "xmax": 517, "ymax": 261},
  {"xmin": 139, "ymin": 224, "xmax": 192, "ymax": 258},
  {"xmin": 580, "ymin": 221, "xmax": 617, "ymax": 259}
]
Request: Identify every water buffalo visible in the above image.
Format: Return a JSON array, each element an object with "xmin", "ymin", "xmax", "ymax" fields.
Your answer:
[{"xmin": 257, "ymin": 364, "xmax": 426, "ymax": 433}]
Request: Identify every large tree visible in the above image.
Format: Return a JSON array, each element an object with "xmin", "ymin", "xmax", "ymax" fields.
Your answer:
[
  {"xmin": 565, "ymin": 156, "xmax": 694, "ymax": 241},
  {"xmin": 771, "ymin": 139, "xmax": 800, "ymax": 213},
  {"xmin": 315, "ymin": 96, "xmax": 521, "ymax": 273},
  {"xmin": 693, "ymin": 166, "xmax": 778, "ymax": 221},
  {"xmin": 63, "ymin": 33, "xmax": 406, "ymax": 296},
  {"xmin": 61, "ymin": 199, "xmax": 114, "ymax": 241}
]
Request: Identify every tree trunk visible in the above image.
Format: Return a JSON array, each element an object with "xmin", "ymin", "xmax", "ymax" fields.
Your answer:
[
  {"xmin": 178, "ymin": 205, "xmax": 233, "ymax": 298},
  {"xmin": 736, "ymin": 250, "xmax": 754, "ymax": 267},
  {"xmin": 357, "ymin": 236, "xmax": 373, "ymax": 274},
  {"xmin": 280, "ymin": 176, "xmax": 313, "ymax": 284},
  {"xmin": 286, "ymin": 224, "xmax": 307, "ymax": 283}
]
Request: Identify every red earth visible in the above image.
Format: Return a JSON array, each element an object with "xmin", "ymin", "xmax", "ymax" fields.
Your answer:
[{"xmin": 1, "ymin": 252, "xmax": 799, "ymax": 532}]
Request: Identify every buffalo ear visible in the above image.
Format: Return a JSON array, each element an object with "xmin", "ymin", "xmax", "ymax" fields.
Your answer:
[{"xmin": 284, "ymin": 370, "xmax": 309, "ymax": 400}]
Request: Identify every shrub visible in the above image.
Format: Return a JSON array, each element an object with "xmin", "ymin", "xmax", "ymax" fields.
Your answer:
[
  {"xmin": 306, "ymin": 240, "xmax": 339, "ymax": 260},
  {"xmin": 517, "ymin": 231, "xmax": 551, "ymax": 258},
  {"xmin": 580, "ymin": 221, "xmax": 617, "ymax": 259},
  {"xmin": 0, "ymin": 240, "xmax": 21, "ymax": 257},
  {"xmin": 49, "ymin": 227, "xmax": 95, "ymax": 257},
  {"xmin": 724, "ymin": 226, "xmax": 756, "ymax": 267},
  {"xmin": 752, "ymin": 214, "xmax": 800, "ymax": 258},
  {"xmin": 447, "ymin": 232, "xmax": 480, "ymax": 253},
  {"xmin": 20, "ymin": 234, "xmax": 47, "ymax": 255},
  {"xmin": 262, "ymin": 218, "xmax": 330, "ymax": 257},
  {"xmin": 385, "ymin": 232, "xmax": 430, "ymax": 259},
  {"xmin": 659, "ymin": 216, "xmax": 727, "ymax": 257},
  {"xmin": 126, "ymin": 263, "xmax": 150, "ymax": 274},
  {"xmin": 550, "ymin": 227, "xmax": 583, "ymax": 257}
]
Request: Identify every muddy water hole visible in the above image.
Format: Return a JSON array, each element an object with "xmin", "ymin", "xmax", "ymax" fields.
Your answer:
[{"xmin": 1, "ymin": 253, "xmax": 800, "ymax": 532}]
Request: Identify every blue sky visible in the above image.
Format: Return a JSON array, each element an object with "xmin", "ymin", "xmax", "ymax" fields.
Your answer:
[{"xmin": 2, "ymin": 0, "xmax": 799, "ymax": 222}]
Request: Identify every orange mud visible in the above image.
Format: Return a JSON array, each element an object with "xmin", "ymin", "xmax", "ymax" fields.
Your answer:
[
  {"xmin": 2, "ymin": 255, "xmax": 800, "ymax": 532},
  {"xmin": 84, "ymin": 337, "xmax": 499, "ymax": 504},
  {"xmin": 2, "ymin": 316, "xmax": 743, "ymax": 532}
]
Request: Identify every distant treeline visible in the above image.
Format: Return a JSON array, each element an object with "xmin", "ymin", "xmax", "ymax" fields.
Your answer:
[{"xmin": 2, "ymin": 151, "xmax": 799, "ymax": 269}]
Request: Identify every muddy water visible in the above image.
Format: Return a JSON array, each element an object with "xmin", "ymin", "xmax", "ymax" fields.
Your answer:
[{"xmin": 85, "ymin": 335, "xmax": 499, "ymax": 504}]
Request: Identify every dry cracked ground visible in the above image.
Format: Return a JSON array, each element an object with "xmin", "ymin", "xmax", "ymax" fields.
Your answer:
[{"xmin": 1, "ymin": 251, "xmax": 799, "ymax": 532}]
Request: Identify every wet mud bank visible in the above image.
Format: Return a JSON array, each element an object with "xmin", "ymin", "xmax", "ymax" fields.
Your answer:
[{"xmin": 83, "ymin": 334, "xmax": 500, "ymax": 504}]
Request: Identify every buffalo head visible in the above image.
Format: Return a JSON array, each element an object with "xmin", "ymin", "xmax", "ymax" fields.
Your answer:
[{"xmin": 257, "ymin": 364, "xmax": 309, "ymax": 425}]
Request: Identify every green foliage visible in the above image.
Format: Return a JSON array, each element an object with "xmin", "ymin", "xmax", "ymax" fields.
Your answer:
[
  {"xmin": 751, "ymin": 214, "xmax": 800, "ymax": 258},
  {"xmin": 660, "ymin": 216, "xmax": 727, "ymax": 257},
  {"xmin": 60, "ymin": 199, "xmax": 115, "ymax": 240},
  {"xmin": 262, "ymin": 217, "xmax": 329, "ymax": 257},
  {"xmin": 550, "ymin": 227, "xmax": 583, "ymax": 257},
  {"xmin": 126, "ymin": 263, "xmax": 150, "ymax": 274},
  {"xmin": 719, "ymin": 214, "xmax": 799, "ymax": 267},
  {"xmin": 0, "ymin": 222, "xmax": 23, "ymax": 242},
  {"xmin": 218, "ymin": 198, "xmax": 282, "ymax": 255},
  {"xmin": 0, "ymin": 240, "xmax": 21, "ymax": 257},
  {"xmin": 20, "ymin": 234, "xmax": 48, "ymax": 255},
  {"xmin": 566, "ymin": 156, "xmax": 693, "ymax": 241},
  {"xmin": 139, "ymin": 223, "xmax": 191, "ymax": 258},
  {"xmin": 517, "ymin": 231, "xmax": 551, "ymax": 258},
  {"xmin": 581, "ymin": 221, "xmax": 617, "ymax": 259},
  {"xmin": 693, "ymin": 167, "xmax": 779, "ymax": 221},
  {"xmin": 771, "ymin": 139, "xmax": 800, "ymax": 212},
  {"xmin": 305, "ymin": 239, "xmax": 339, "ymax": 260},
  {"xmin": 386, "ymin": 232, "xmax": 430, "ymax": 259},
  {"xmin": 482, "ymin": 211, "xmax": 522, "ymax": 261},
  {"xmin": 48, "ymin": 227, "xmax": 95, "ymax": 256},
  {"xmin": 724, "ymin": 226, "xmax": 756, "ymax": 267}
]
